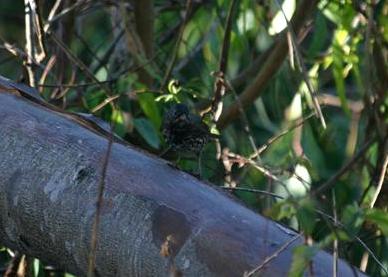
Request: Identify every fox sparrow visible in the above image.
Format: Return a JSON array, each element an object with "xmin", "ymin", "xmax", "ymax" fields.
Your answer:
[{"xmin": 162, "ymin": 104, "xmax": 213, "ymax": 155}]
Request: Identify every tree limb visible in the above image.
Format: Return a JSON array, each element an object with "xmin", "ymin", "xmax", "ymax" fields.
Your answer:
[
  {"xmin": 217, "ymin": 0, "xmax": 318, "ymax": 129},
  {"xmin": 0, "ymin": 77, "xmax": 367, "ymax": 276}
]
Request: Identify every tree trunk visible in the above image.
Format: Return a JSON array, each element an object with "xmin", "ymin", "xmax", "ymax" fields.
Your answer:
[{"xmin": 0, "ymin": 78, "xmax": 366, "ymax": 276}]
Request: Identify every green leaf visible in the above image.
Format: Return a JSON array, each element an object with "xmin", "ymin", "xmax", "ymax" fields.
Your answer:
[
  {"xmin": 366, "ymin": 209, "xmax": 388, "ymax": 236},
  {"xmin": 307, "ymin": 12, "xmax": 328, "ymax": 58},
  {"xmin": 155, "ymin": 94, "xmax": 178, "ymax": 103},
  {"xmin": 302, "ymin": 123, "xmax": 328, "ymax": 178},
  {"xmin": 289, "ymin": 245, "xmax": 319, "ymax": 277},
  {"xmin": 84, "ymin": 89, "xmax": 106, "ymax": 111},
  {"xmin": 117, "ymin": 75, "xmax": 137, "ymax": 92},
  {"xmin": 332, "ymin": 30, "xmax": 351, "ymax": 115},
  {"xmin": 137, "ymin": 93, "xmax": 162, "ymax": 129},
  {"xmin": 265, "ymin": 200, "xmax": 296, "ymax": 220},
  {"xmin": 262, "ymin": 132, "xmax": 293, "ymax": 168},
  {"xmin": 167, "ymin": 79, "xmax": 181, "ymax": 95},
  {"xmin": 341, "ymin": 204, "xmax": 365, "ymax": 236},
  {"xmin": 296, "ymin": 199, "xmax": 316, "ymax": 235},
  {"xmin": 134, "ymin": 118, "xmax": 161, "ymax": 149},
  {"xmin": 111, "ymin": 109, "xmax": 127, "ymax": 138}
]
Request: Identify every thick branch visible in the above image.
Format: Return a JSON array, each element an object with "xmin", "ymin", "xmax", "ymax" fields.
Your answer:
[
  {"xmin": 217, "ymin": 0, "xmax": 318, "ymax": 129},
  {"xmin": 0, "ymin": 78, "xmax": 366, "ymax": 276}
]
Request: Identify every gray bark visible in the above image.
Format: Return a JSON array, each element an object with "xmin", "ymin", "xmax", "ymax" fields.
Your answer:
[{"xmin": 0, "ymin": 90, "xmax": 367, "ymax": 276}]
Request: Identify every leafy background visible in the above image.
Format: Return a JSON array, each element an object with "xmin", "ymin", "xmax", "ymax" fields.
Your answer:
[{"xmin": 0, "ymin": 0, "xmax": 387, "ymax": 276}]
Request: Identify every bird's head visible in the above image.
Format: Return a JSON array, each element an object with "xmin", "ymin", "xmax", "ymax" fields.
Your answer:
[{"xmin": 165, "ymin": 104, "xmax": 190, "ymax": 124}]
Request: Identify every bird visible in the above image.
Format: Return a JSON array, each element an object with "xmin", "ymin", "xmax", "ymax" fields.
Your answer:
[{"xmin": 162, "ymin": 103, "xmax": 215, "ymax": 157}]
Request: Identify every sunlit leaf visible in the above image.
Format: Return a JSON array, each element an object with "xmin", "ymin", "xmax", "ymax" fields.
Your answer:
[
  {"xmin": 332, "ymin": 30, "xmax": 350, "ymax": 115},
  {"xmin": 111, "ymin": 109, "xmax": 127, "ymax": 138},
  {"xmin": 269, "ymin": 0, "xmax": 296, "ymax": 35}
]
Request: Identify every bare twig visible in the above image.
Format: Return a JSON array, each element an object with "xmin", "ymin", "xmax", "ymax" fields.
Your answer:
[
  {"xmin": 91, "ymin": 89, "xmax": 162, "ymax": 113},
  {"xmin": 74, "ymin": 31, "xmax": 106, "ymax": 70},
  {"xmin": 4, "ymin": 251, "xmax": 23, "ymax": 277},
  {"xmin": 45, "ymin": 0, "xmax": 63, "ymax": 31},
  {"xmin": 54, "ymin": 71, "xmax": 76, "ymax": 100},
  {"xmin": 0, "ymin": 40, "xmax": 37, "ymax": 64},
  {"xmin": 230, "ymin": 47, "xmax": 272, "ymax": 88},
  {"xmin": 225, "ymin": 151, "xmax": 293, "ymax": 196},
  {"xmin": 211, "ymin": 0, "xmax": 239, "ymax": 121},
  {"xmin": 318, "ymin": 93, "xmax": 364, "ymax": 113},
  {"xmin": 0, "ymin": 38, "xmax": 57, "ymax": 82},
  {"xmin": 250, "ymin": 112, "xmax": 315, "ymax": 159},
  {"xmin": 217, "ymin": 0, "xmax": 318, "ymax": 129},
  {"xmin": 87, "ymin": 124, "xmax": 115, "ymax": 277},
  {"xmin": 29, "ymin": 0, "xmax": 46, "ymax": 62},
  {"xmin": 244, "ymin": 234, "xmax": 303, "ymax": 276},
  {"xmin": 370, "ymin": 154, "xmax": 388, "ymax": 208},
  {"xmin": 220, "ymin": 186, "xmax": 284, "ymax": 199},
  {"xmin": 48, "ymin": 31, "xmax": 113, "ymax": 96},
  {"xmin": 91, "ymin": 30, "xmax": 125, "ymax": 75},
  {"xmin": 230, "ymin": 19, "xmax": 312, "ymax": 90},
  {"xmin": 332, "ymin": 191, "xmax": 338, "ymax": 277},
  {"xmin": 274, "ymin": 0, "xmax": 326, "ymax": 129},
  {"xmin": 224, "ymin": 78, "xmax": 261, "ymax": 158},
  {"xmin": 311, "ymin": 137, "xmax": 375, "ymax": 196},
  {"xmin": 221, "ymin": 180, "xmax": 387, "ymax": 275},
  {"xmin": 38, "ymin": 55, "xmax": 57, "ymax": 93},
  {"xmin": 224, "ymin": 176, "xmax": 386, "ymax": 275},
  {"xmin": 36, "ymin": 50, "xmax": 163, "ymax": 90},
  {"xmin": 37, "ymin": 80, "xmax": 115, "ymax": 88},
  {"xmin": 24, "ymin": 0, "xmax": 36, "ymax": 87},
  {"xmin": 315, "ymin": 208, "xmax": 388, "ymax": 275},
  {"xmin": 44, "ymin": 0, "xmax": 89, "ymax": 33},
  {"xmin": 161, "ymin": 0, "xmax": 193, "ymax": 88}
]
